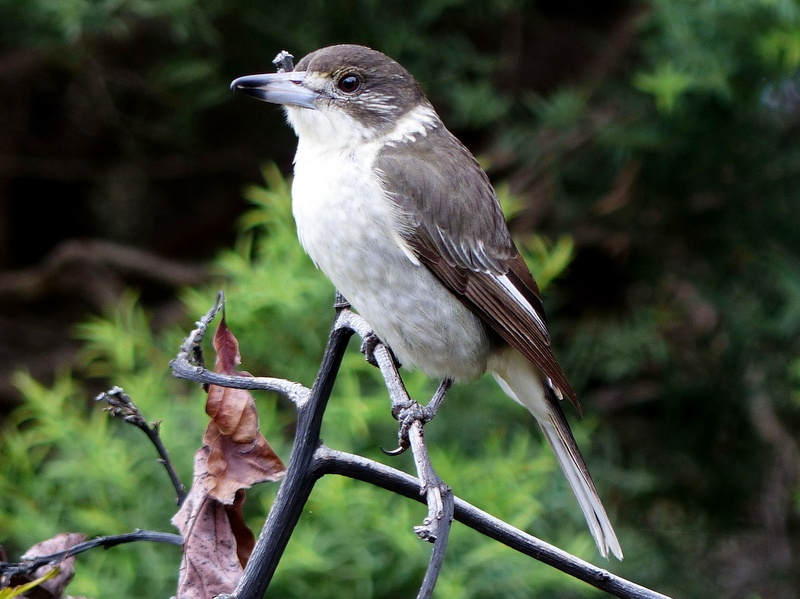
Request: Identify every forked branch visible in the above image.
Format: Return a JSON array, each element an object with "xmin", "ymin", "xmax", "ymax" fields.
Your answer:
[{"xmin": 171, "ymin": 294, "xmax": 672, "ymax": 599}]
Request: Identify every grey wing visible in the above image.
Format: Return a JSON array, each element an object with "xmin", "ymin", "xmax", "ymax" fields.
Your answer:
[{"xmin": 376, "ymin": 127, "xmax": 578, "ymax": 408}]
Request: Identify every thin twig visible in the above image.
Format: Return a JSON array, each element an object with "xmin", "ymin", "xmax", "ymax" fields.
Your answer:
[
  {"xmin": 0, "ymin": 531, "xmax": 183, "ymax": 579},
  {"xmin": 169, "ymin": 290, "xmax": 310, "ymax": 405},
  {"xmin": 170, "ymin": 365, "xmax": 311, "ymax": 405},
  {"xmin": 407, "ymin": 419, "xmax": 454, "ymax": 599},
  {"xmin": 96, "ymin": 386, "xmax": 188, "ymax": 505},
  {"xmin": 178, "ymin": 289, "xmax": 225, "ymax": 374}
]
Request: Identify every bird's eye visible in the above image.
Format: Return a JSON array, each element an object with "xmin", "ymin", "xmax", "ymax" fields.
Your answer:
[{"xmin": 337, "ymin": 73, "xmax": 362, "ymax": 94}]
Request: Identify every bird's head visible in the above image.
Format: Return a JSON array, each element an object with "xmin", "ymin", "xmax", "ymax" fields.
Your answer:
[{"xmin": 231, "ymin": 45, "xmax": 434, "ymax": 147}]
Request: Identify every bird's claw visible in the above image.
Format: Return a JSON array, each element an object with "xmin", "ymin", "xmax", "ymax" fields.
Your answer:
[
  {"xmin": 383, "ymin": 400, "xmax": 432, "ymax": 457},
  {"xmin": 381, "ymin": 443, "xmax": 408, "ymax": 456},
  {"xmin": 359, "ymin": 332, "xmax": 401, "ymax": 369}
]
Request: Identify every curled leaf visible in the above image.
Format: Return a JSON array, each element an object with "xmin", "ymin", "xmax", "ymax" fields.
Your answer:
[
  {"xmin": 172, "ymin": 315, "xmax": 286, "ymax": 597},
  {"xmin": 203, "ymin": 316, "xmax": 285, "ymax": 503},
  {"xmin": 172, "ymin": 448, "xmax": 245, "ymax": 598}
]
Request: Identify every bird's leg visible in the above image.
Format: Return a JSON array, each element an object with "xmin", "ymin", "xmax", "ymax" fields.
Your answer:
[
  {"xmin": 340, "ymin": 305, "xmax": 454, "ymax": 550},
  {"xmin": 335, "ymin": 295, "xmax": 449, "ymax": 455},
  {"xmin": 425, "ymin": 377, "xmax": 453, "ymax": 420},
  {"xmin": 335, "ymin": 291, "xmax": 401, "ymax": 370}
]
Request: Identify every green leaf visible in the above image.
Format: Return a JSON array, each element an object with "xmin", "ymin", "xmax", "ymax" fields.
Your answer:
[
  {"xmin": 758, "ymin": 27, "xmax": 800, "ymax": 70},
  {"xmin": 633, "ymin": 62, "xmax": 696, "ymax": 113},
  {"xmin": 518, "ymin": 234, "xmax": 575, "ymax": 291}
]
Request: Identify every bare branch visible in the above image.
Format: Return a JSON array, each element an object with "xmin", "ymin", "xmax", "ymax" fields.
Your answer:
[
  {"xmin": 169, "ymin": 291, "xmax": 310, "ymax": 405},
  {"xmin": 227, "ymin": 301, "xmax": 355, "ymax": 599},
  {"xmin": 171, "ymin": 365, "xmax": 311, "ymax": 406},
  {"xmin": 97, "ymin": 386, "xmax": 187, "ymax": 505},
  {"xmin": 314, "ymin": 446, "xmax": 672, "ymax": 599},
  {"xmin": 179, "ymin": 294, "xmax": 670, "ymax": 599},
  {"xmin": 177, "ymin": 289, "xmax": 225, "ymax": 373},
  {"xmin": 0, "ymin": 531, "xmax": 183, "ymax": 580},
  {"xmin": 407, "ymin": 418, "xmax": 454, "ymax": 599}
]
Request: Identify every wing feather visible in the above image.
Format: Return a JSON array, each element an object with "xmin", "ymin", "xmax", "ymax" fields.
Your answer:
[{"xmin": 377, "ymin": 126, "xmax": 579, "ymax": 409}]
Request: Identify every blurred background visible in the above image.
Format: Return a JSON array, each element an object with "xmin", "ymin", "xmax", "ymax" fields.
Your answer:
[{"xmin": 1, "ymin": 0, "xmax": 799, "ymax": 597}]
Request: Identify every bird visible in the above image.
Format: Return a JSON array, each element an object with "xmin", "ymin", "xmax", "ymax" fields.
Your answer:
[{"xmin": 231, "ymin": 44, "xmax": 622, "ymax": 560}]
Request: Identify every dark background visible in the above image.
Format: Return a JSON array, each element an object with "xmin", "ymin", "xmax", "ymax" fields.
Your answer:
[{"xmin": 1, "ymin": 0, "xmax": 799, "ymax": 596}]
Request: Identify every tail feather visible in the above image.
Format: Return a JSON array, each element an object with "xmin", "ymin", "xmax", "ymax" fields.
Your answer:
[
  {"xmin": 538, "ymin": 395, "xmax": 623, "ymax": 559},
  {"xmin": 490, "ymin": 349, "xmax": 623, "ymax": 560}
]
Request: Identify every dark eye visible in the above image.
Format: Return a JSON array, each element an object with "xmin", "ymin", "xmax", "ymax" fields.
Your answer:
[{"xmin": 337, "ymin": 73, "xmax": 362, "ymax": 93}]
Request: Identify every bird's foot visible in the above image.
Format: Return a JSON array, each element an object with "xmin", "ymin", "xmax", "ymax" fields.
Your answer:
[
  {"xmin": 359, "ymin": 331, "xmax": 401, "ymax": 370},
  {"xmin": 383, "ymin": 379, "xmax": 452, "ymax": 456},
  {"xmin": 382, "ymin": 400, "xmax": 426, "ymax": 456}
]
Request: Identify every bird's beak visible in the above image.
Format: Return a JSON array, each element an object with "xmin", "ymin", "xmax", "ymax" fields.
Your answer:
[{"xmin": 230, "ymin": 71, "xmax": 317, "ymax": 109}]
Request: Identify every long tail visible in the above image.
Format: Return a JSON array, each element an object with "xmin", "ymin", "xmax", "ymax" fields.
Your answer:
[{"xmin": 490, "ymin": 349, "xmax": 623, "ymax": 560}]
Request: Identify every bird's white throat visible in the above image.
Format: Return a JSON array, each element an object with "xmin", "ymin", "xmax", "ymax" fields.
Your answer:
[{"xmin": 286, "ymin": 101, "xmax": 440, "ymax": 152}]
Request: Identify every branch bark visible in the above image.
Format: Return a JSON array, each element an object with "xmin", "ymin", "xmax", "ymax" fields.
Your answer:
[
  {"xmin": 169, "ymin": 291, "xmax": 310, "ymax": 406},
  {"xmin": 0, "ymin": 531, "xmax": 183, "ymax": 579},
  {"xmin": 315, "ymin": 446, "xmax": 670, "ymax": 599}
]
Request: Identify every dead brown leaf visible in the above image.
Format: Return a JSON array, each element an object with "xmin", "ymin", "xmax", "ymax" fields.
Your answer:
[
  {"xmin": 15, "ymin": 532, "xmax": 87, "ymax": 599},
  {"xmin": 172, "ymin": 315, "xmax": 286, "ymax": 597},
  {"xmin": 203, "ymin": 316, "xmax": 285, "ymax": 504},
  {"xmin": 172, "ymin": 448, "xmax": 245, "ymax": 598},
  {"xmin": 226, "ymin": 490, "xmax": 256, "ymax": 567}
]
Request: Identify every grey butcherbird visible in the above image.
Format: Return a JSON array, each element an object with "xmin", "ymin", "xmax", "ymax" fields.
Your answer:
[{"xmin": 231, "ymin": 44, "xmax": 622, "ymax": 560}]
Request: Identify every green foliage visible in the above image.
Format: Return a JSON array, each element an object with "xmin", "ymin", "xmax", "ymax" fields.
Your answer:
[
  {"xmin": 519, "ymin": 235, "xmax": 575, "ymax": 292},
  {"xmin": 0, "ymin": 0, "xmax": 222, "ymax": 46},
  {"xmin": 0, "ymin": 296, "xmax": 209, "ymax": 595},
  {"xmin": 633, "ymin": 63, "xmax": 697, "ymax": 114}
]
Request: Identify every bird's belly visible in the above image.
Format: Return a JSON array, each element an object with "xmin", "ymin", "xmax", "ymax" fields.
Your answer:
[
  {"xmin": 341, "ymin": 256, "xmax": 490, "ymax": 380},
  {"xmin": 292, "ymin": 152, "xmax": 490, "ymax": 380}
]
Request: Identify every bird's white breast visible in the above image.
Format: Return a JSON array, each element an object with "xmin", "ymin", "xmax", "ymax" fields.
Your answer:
[{"xmin": 288, "ymin": 106, "xmax": 490, "ymax": 380}]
